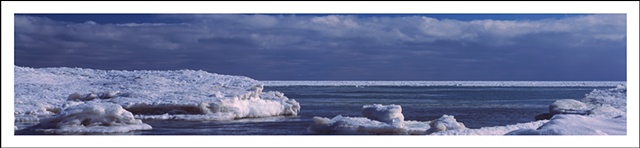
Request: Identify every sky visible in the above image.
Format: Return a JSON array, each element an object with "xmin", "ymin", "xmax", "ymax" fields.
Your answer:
[{"xmin": 13, "ymin": 14, "xmax": 626, "ymax": 81}]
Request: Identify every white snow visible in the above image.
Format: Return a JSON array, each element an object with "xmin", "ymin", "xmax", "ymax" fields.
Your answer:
[
  {"xmin": 582, "ymin": 85, "xmax": 627, "ymax": 112},
  {"xmin": 432, "ymin": 120, "xmax": 549, "ymax": 135},
  {"xmin": 506, "ymin": 114, "xmax": 626, "ymax": 135},
  {"xmin": 538, "ymin": 85, "xmax": 627, "ymax": 119},
  {"xmin": 263, "ymin": 81, "xmax": 624, "ymax": 87},
  {"xmin": 438, "ymin": 85, "xmax": 627, "ymax": 135},
  {"xmin": 307, "ymin": 104, "xmax": 466, "ymax": 135},
  {"xmin": 537, "ymin": 85, "xmax": 627, "ymax": 118},
  {"xmin": 549, "ymin": 99, "xmax": 591, "ymax": 115},
  {"xmin": 14, "ymin": 115, "xmax": 40, "ymax": 123},
  {"xmin": 361, "ymin": 104, "xmax": 404, "ymax": 124},
  {"xmin": 308, "ymin": 115, "xmax": 411, "ymax": 135},
  {"xmin": 14, "ymin": 66, "xmax": 300, "ymax": 123},
  {"xmin": 503, "ymin": 86, "xmax": 627, "ymax": 135},
  {"xmin": 31, "ymin": 102, "xmax": 152, "ymax": 134},
  {"xmin": 425, "ymin": 115, "xmax": 466, "ymax": 134},
  {"xmin": 589, "ymin": 105, "xmax": 625, "ymax": 118}
]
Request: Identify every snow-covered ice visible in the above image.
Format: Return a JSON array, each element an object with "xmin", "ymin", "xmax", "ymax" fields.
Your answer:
[
  {"xmin": 29, "ymin": 102, "xmax": 152, "ymax": 134},
  {"xmin": 264, "ymin": 81, "xmax": 624, "ymax": 87},
  {"xmin": 360, "ymin": 104, "xmax": 404, "ymax": 124},
  {"xmin": 308, "ymin": 115, "xmax": 410, "ymax": 135},
  {"xmin": 504, "ymin": 85, "xmax": 627, "ymax": 135},
  {"xmin": 549, "ymin": 99, "xmax": 591, "ymax": 115},
  {"xmin": 439, "ymin": 85, "xmax": 627, "ymax": 135},
  {"xmin": 425, "ymin": 115, "xmax": 467, "ymax": 134},
  {"xmin": 506, "ymin": 114, "xmax": 626, "ymax": 135},
  {"xmin": 14, "ymin": 66, "xmax": 300, "ymax": 124},
  {"xmin": 583, "ymin": 85, "xmax": 627, "ymax": 113},
  {"xmin": 309, "ymin": 86, "xmax": 626, "ymax": 135},
  {"xmin": 307, "ymin": 104, "xmax": 466, "ymax": 135},
  {"xmin": 535, "ymin": 85, "xmax": 626, "ymax": 119},
  {"xmin": 432, "ymin": 120, "xmax": 549, "ymax": 135}
]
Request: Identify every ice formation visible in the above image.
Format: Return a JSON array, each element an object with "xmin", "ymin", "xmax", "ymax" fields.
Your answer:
[
  {"xmin": 506, "ymin": 115, "xmax": 626, "ymax": 135},
  {"xmin": 14, "ymin": 66, "xmax": 300, "ymax": 125},
  {"xmin": 307, "ymin": 104, "xmax": 466, "ymax": 135},
  {"xmin": 583, "ymin": 85, "xmax": 627, "ymax": 113},
  {"xmin": 317, "ymin": 86, "xmax": 627, "ymax": 136},
  {"xmin": 425, "ymin": 115, "xmax": 467, "ymax": 134},
  {"xmin": 433, "ymin": 85, "xmax": 627, "ymax": 135},
  {"xmin": 548, "ymin": 99, "xmax": 591, "ymax": 115},
  {"xmin": 264, "ymin": 81, "xmax": 624, "ymax": 87},
  {"xmin": 505, "ymin": 85, "xmax": 627, "ymax": 135},
  {"xmin": 535, "ymin": 85, "xmax": 626, "ymax": 119},
  {"xmin": 29, "ymin": 102, "xmax": 152, "ymax": 134},
  {"xmin": 432, "ymin": 120, "xmax": 549, "ymax": 135},
  {"xmin": 360, "ymin": 104, "xmax": 404, "ymax": 124}
]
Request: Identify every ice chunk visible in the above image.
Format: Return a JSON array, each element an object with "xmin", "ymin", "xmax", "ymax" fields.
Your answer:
[
  {"xmin": 307, "ymin": 114, "xmax": 464, "ymax": 135},
  {"xmin": 30, "ymin": 102, "xmax": 152, "ymax": 134},
  {"xmin": 308, "ymin": 104, "xmax": 465, "ymax": 135},
  {"xmin": 425, "ymin": 115, "xmax": 466, "ymax": 134},
  {"xmin": 582, "ymin": 85, "xmax": 626, "ymax": 119},
  {"xmin": 549, "ymin": 99, "xmax": 591, "ymax": 115},
  {"xmin": 582, "ymin": 85, "xmax": 626, "ymax": 112},
  {"xmin": 588, "ymin": 105, "xmax": 625, "ymax": 118},
  {"xmin": 506, "ymin": 114, "xmax": 626, "ymax": 135},
  {"xmin": 361, "ymin": 104, "xmax": 404, "ymax": 124},
  {"xmin": 307, "ymin": 115, "xmax": 407, "ymax": 135},
  {"xmin": 403, "ymin": 121, "xmax": 432, "ymax": 135},
  {"xmin": 14, "ymin": 66, "xmax": 300, "ymax": 122},
  {"xmin": 432, "ymin": 120, "xmax": 548, "ymax": 135},
  {"xmin": 536, "ymin": 85, "xmax": 626, "ymax": 119}
]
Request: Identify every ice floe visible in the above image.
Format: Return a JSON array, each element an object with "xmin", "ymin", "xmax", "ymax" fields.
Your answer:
[
  {"xmin": 506, "ymin": 114, "xmax": 626, "ymax": 135},
  {"xmin": 28, "ymin": 102, "xmax": 152, "ymax": 134},
  {"xmin": 14, "ymin": 66, "xmax": 300, "ymax": 125},
  {"xmin": 308, "ymin": 104, "xmax": 466, "ymax": 135},
  {"xmin": 432, "ymin": 120, "xmax": 549, "ymax": 135}
]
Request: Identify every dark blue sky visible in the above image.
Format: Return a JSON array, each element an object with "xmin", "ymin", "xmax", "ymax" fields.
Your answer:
[{"xmin": 14, "ymin": 14, "xmax": 626, "ymax": 81}]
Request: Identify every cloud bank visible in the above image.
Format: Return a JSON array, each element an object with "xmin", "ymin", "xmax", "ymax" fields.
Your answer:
[{"xmin": 14, "ymin": 14, "xmax": 626, "ymax": 80}]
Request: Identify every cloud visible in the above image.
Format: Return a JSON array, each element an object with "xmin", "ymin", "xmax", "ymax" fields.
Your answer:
[
  {"xmin": 311, "ymin": 15, "xmax": 360, "ymax": 28},
  {"xmin": 14, "ymin": 14, "xmax": 626, "ymax": 80}
]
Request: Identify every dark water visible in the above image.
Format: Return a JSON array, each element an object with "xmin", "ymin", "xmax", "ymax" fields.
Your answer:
[{"xmin": 16, "ymin": 86, "xmax": 612, "ymax": 135}]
